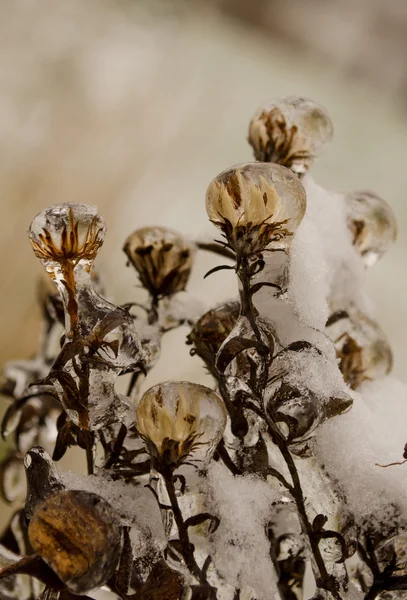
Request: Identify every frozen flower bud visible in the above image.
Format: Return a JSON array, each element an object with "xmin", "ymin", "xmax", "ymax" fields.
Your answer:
[
  {"xmin": 248, "ymin": 96, "xmax": 333, "ymax": 175},
  {"xmin": 136, "ymin": 381, "xmax": 227, "ymax": 474},
  {"xmin": 205, "ymin": 162, "xmax": 306, "ymax": 256},
  {"xmin": 344, "ymin": 190, "xmax": 397, "ymax": 267},
  {"xmin": 187, "ymin": 301, "xmax": 240, "ymax": 370},
  {"xmin": 123, "ymin": 226, "xmax": 194, "ymax": 298},
  {"xmin": 327, "ymin": 309, "xmax": 393, "ymax": 390},
  {"xmin": 28, "ymin": 490, "xmax": 122, "ymax": 594}
]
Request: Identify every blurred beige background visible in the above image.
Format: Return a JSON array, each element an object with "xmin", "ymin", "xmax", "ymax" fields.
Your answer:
[{"xmin": 0, "ymin": 0, "xmax": 406, "ymax": 386}]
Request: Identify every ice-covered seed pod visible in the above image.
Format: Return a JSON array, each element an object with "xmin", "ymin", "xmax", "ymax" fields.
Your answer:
[
  {"xmin": 187, "ymin": 301, "xmax": 240, "ymax": 371},
  {"xmin": 29, "ymin": 203, "xmax": 105, "ymax": 264},
  {"xmin": 206, "ymin": 162, "xmax": 306, "ymax": 256},
  {"xmin": 136, "ymin": 381, "xmax": 227, "ymax": 474},
  {"xmin": 28, "ymin": 490, "xmax": 122, "ymax": 594},
  {"xmin": 29, "ymin": 203, "xmax": 105, "ymax": 336},
  {"xmin": 344, "ymin": 190, "xmax": 397, "ymax": 267},
  {"xmin": 248, "ymin": 96, "xmax": 333, "ymax": 175},
  {"xmin": 327, "ymin": 309, "xmax": 393, "ymax": 390},
  {"xmin": 123, "ymin": 226, "xmax": 194, "ymax": 298}
]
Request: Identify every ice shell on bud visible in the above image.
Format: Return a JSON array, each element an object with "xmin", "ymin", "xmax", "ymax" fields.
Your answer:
[
  {"xmin": 29, "ymin": 203, "xmax": 106, "ymax": 266},
  {"xmin": 344, "ymin": 190, "xmax": 397, "ymax": 267},
  {"xmin": 28, "ymin": 490, "xmax": 122, "ymax": 594},
  {"xmin": 187, "ymin": 301, "xmax": 240, "ymax": 370},
  {"xmin": 205, "ymin": 162, "xmax": 306, "ymax": 255},
  {"xmin": 136, "ymin": 381, "xmax": 227, "ymax": 473},
  {"xmin": 327, "ymin": 309, "xmax": 393, "ymax": 390},
  {"xmin": 123, "ymin": 226, "xmax": 194, "ymax": 298},
  {"xmin": 248, "ymin": 96, "xmax": 333, "ymax": 175}
]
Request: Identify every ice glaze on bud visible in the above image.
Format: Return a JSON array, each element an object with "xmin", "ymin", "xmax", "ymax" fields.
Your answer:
[
  {"xmin": 344, "ymin": 190, "xmax": 397, "ymax": 267},
  {"xmin": 205, "ymin": 162, "xmax": 306, "ymax": 255},
  {"xmin": 29, "ymin": 203, "xmax": 105, "ymax": 269},
  {"xmin": 28, "ymin": 490, "xmax": 122, "ymax": 594},
  {"xmin": 327, "ymin": 309, "xmax": 393, "ymax": 390},
  {"xmin": 248, "ymin": 96, "xmax": 333, "ymax": 175},
  {"xmin": 123, "ymin": 226, "xmax": 194, "ymax": 298},
  {"xmin": 136, "ymin": 381, "xmax": 227, "ymax": 473},
  {"xmin": 187, "ymin": 302, "xmax": 240, "ymax": 371}
]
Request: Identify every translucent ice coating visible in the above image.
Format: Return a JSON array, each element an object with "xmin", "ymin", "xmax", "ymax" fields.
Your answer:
[
  {"xmin": 123, "ymin": 226, "xmax": 194, "ymax": 298},
  {"xmin": 326, "ymin": 308, "xmax": 393, "ymax": 390},
  {"xmin": 248, "ymin": 96, "xmax": 333, "ymax": 175},
  {"xmin": 29, "ymin": 204, "xmax": 145, "ymax": 429},
  {"xmin": 344, "ymin": 190, "xmax": 397, "ymax": 267},
  {"xmin": 205, "ymin": 162, "xmax": 307, "ymax": 255},
  {"xmin": 136, "ymin": 381, "xmax": 227, "ymax": 473}
]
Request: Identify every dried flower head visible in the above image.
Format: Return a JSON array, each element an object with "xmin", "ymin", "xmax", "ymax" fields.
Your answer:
[
  {"xmin": 136, "ymin": 381, "xmax": 226, "ymax": 473},
  {"xmin": 123, "ymin": 226, "xmax": 194, "ymax": 298},
  {"xmin": 327, "ymin": 309, "xmax": 393, "ymax": 390},
  {"xmin": 187, "ymin": 301, "xmax": 240, "ymax": 370},
  {"xmin": 344, "ymin": 190, "xmax": 397, "ymax": 267},
  {"xmin": 29, "ymin": 203, "xmax": 106, "ymax": 267},
  {"xmin": 248, "ymin": 96, "xmax": 333, "ymax": 175},
  {"xmin": 205, "ymin": 162, "xmax": 306, "ymax": 255},
  {"xmin": 28, "ymin": 490, "xmax": 122, "ymax": 594}
]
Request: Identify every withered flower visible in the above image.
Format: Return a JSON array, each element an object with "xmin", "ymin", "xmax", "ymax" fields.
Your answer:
[
  {"xmin": 28, "ymin": 490, "xmax": 122, "ymax": 594},
  {"xmin": 248, "ymin": 96, "xmax": 333, "ymax": 175},
  {"xmin": 29, "ymin": 203, "xmax": 106, "ymax": 267},
  {"xmin": 344, "ymin": 190, "xmax": 397, "ymax": 267},
  {"xmin": 123, "ymin": 226, "xmax": 194, "ymax": 298},
  {"xmin": 205, "ymin": 162, "xmax": 306, "ymax": 256},
  {"xmin": 327, "ymin": 309, "xmax": 393, "ymax": 390},
  {"xmin": 136, "ymin": 381, "xmax": 226, "ymax": 473}
]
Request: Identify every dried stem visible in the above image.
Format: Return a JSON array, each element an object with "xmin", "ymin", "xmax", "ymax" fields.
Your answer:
[{"xmin": 164, "ymin": 475, "xmax": 212, "ymax": 591}]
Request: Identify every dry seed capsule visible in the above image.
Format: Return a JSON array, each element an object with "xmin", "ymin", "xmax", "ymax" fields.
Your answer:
[
  {"xmin": 248, "ymin": 96, "xmax": 333, "ymax": 175},
  {"xmin": 344, "ymin": 190, "xmax": 397, "ymax": 267},
  {"xmin": 28, "ymin": 490, "xmax": 122, "ymax": 595},
  {"xmin": 123, "ymin": 226, "xmax": 194, "ymax": 298},
  {"xmin": 136, "ymin": 381, "xmax": 227, "ymax": 474},
  {"xmin": 206, "ymin": 162, "xmax": 306, "ymax": 256}
]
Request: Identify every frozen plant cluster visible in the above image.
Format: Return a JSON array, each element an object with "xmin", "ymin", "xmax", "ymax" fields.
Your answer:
[{"xmin": 0, "ymin": 95, "xmax": 403, "ymax": 600}]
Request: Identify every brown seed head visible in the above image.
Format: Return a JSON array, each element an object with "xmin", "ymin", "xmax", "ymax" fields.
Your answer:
[
  {"xmin": 344, "ymin": 190, "xmax": 397, "ymax": 267},
  {"xmin": 248, "ymin": 97, "xmax": 333, "ymax": 175},
  {"xmin": 29, "ymin": 203, "xmax": 106, "ymax": 265},
  {"xmin": 136, "ymin": 381, "xmax": 226, "ymax": 473},
  {"xmin": 123, "ymin": 226, "xmax": 194, "ymax": 297},
  {"xmin": 206, "ymin": 162, "xmax": 306, "ymax": 255}
]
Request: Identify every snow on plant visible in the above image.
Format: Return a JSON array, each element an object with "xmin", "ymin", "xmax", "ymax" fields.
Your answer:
[{"xmin": 0, "ymin": 95, "xmax": 402, "ymax": 600}]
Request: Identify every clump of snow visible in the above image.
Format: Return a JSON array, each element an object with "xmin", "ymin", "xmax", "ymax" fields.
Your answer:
[
  {"xmin": 204, "ymin": 461, "xmax": 279, "ymax": 600},
  {"xmin": 303, "ymin": 175, "xmax": 371, "ymax": 314},
  {"xmin": 287, "ymin": 215, "xmax": 330, "ymax": 329},
  {"xmin": 280, "ymin": 347, "xmax": 349, "ymax": 401},
  {"xmin": 316, "ymin": 376, "xmax": 407, "ymax": 520}
]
